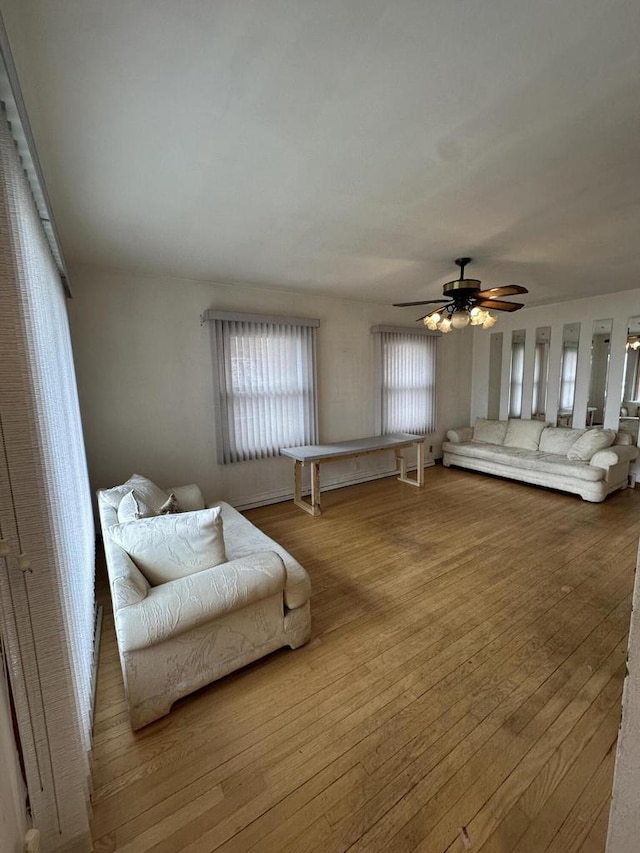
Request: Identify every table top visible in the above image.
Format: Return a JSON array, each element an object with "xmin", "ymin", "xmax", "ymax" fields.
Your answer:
[{"xmin": 280, "ymin": 432, "xmax": 424, "ymax": 463}]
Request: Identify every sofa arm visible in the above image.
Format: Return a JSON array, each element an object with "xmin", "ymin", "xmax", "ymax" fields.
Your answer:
[
  {"xmin": 590, "ymin": 445, "xmax": 639, "ymax": 469},
  {"xmin": 115, "ymin": 550, "xmax": 286, "ymax": 652},
  {"xmin": 447, "ymin": 427, "xmax": 473, "ymax": 443},
  {"xmin": 168, "ymin": 483, "xmax": 205, "ymax": 512}
]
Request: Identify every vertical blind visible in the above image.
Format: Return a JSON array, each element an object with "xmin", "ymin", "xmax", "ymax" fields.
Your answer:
[
  {"xmin": 375, "ymin": 329, "xmax": 437, "ymax": 435},
  {"xmin": 0, "ymin": 104, "xmax": 94, "ymax": 851},
  {"xmin": 206, "ymin": 312, "xmax": 319, "ymax": 464}
]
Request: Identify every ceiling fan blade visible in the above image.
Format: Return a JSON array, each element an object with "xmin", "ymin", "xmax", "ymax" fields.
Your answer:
[
  {"xmin": 393, "ymin": 299, "xmax": 454, "ymax": 307},
  {"xmin": 475, "ymin": 299, "xmax": 524, "ymax": 312},
  {"xmin": 476, "ymin": 285, "xmax": 528, "ymax": 298}
]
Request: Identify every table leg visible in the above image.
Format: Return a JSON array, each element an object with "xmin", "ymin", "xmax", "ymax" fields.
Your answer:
[
  {"xmin": 292, "ymin": 460, "xmax": 322, "ymax": 516},
  {"xmin": 396, "ymin": 441, "xmax": 425, "ymax": 488},
  {"xmin": 311, "ymin": 462, "xmax": 321, "ymax": 514}
]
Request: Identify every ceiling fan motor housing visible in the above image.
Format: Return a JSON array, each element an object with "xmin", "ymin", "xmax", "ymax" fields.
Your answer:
[{"xmin": 443, "ymin": 278, "xmax": 482, "ymax": 307}]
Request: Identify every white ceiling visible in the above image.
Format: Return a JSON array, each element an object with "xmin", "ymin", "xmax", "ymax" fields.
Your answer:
[{"xmin": 3, "ymin": 0, "xmax": 640, "ymax": 307}]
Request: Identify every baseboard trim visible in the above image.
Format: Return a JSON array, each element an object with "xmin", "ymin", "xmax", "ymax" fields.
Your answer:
[{"xmin": 234, "ymin": 461, "xmax": 436, "ymax": 511}]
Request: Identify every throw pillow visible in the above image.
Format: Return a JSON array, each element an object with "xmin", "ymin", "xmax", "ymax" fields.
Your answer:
[
  {"xmin": 158, "ymin": 493, "xmax": 181, "ymax": 515},
  {"xmin": 538, "ymin": 427, "xmax": 586, "ymax": 456},
  {"xmin": 117, "ymin": 489, "xmax": 155, "ymax": 523},
  {"xmin": 503, "ymin": 419, "xmax": 548, "ymax": 451},
  {"xmin": 108, "ymin": 507, "xmax": 227, "ymax": 585},
  {"xmin": 102, "ymin": 474, "xmax": 169, "ymax": 514},
  {"xmin": 567, "ymin": 429, "xmax": 616, "ymax": 461},
  {"xmin": 472, "ymin": 418, "xmax": 508, "ymax": 445}
]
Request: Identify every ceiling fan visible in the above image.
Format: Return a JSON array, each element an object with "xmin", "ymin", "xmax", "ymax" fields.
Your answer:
[{"xmin": 393, "ymin": 257, "xmax": 528, "ymax": 332}]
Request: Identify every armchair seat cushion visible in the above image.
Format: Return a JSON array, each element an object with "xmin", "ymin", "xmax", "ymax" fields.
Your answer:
[{"xmin": 213, "ymin": 501, "xmax": 311, "ymax": 609}]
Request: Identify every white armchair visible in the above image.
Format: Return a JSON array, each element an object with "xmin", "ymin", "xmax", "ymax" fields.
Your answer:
[{"xmin": 98, "ymin": 482, "xmax": 311, "ymax": 729}]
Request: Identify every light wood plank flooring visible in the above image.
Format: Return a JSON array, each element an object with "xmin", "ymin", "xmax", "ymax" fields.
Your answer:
[{"xmin": 91, "ymin": 467, "xmax": 640, "ymax": 852}]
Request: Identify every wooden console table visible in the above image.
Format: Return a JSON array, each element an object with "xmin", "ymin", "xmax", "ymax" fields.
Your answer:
[{"xmin": 280, "ymin": 433, "xmax": 425, "ymax": 516}]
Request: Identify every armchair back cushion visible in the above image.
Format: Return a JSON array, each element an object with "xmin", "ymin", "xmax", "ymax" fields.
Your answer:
[{"xmin": 102, "ymin": 474, "xmax": 169, "ymax": 513}]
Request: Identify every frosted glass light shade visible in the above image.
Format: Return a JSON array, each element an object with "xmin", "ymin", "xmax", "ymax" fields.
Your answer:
[{"xmin": 451, "ymin": 309, "xmax": 471, "ymax": 329}]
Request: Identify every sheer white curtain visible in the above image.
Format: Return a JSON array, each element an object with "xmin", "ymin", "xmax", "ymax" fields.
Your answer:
[
  {"xmin": 374, "ymin": 329, "xmax": 437, "ymax": 434},
  {"xmin": 206, "ymin": 312, "xmax": 319, "ymax": 464},
  {"xmin": 0, "ymin": 105, "xmax": 94, "ymax": 851},
  {"xmin": 509, "ymin": 339, "xmax": 525, "ymax": 418},
  {"xmin": 559, "ymin": 343, "xmax": 579, "ymax": 413}
]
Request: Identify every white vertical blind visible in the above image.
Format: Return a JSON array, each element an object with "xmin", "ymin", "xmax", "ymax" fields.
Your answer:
[
  {"xmin": 559, "ymin": 342, "xmax": 579, "ymax": 413},
  {"xmin": 509, "ymin": 338, "xmax": 525, "ymax": 418},
  {"xmin": 207, "ymin": 314, "xmax": 318, "ymax": 464},
  {"xmin": 0, "ymin": 104, "xmax": 94, "ymax": 851},
  {"xmin": 375, "ymin": 330, "xmax": 437, "ymax": 434}
]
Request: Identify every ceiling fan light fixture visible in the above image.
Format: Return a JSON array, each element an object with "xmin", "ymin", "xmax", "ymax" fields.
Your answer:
[
  {"xmin": 482, "ymin": 312, "xmax": 497, "ymax": 329},
  {"xmin": 438, "ymin": 316, "xmax": 453, "ymax": 333},
  {"xmin": 451, "ymin": 308, "xmax": 471, "ymax": 329},
  {"xmin": 469, "ymin": 306, "xmax": 486, "ymax": 326},
  {"xmin": 424, "ymin": 312, "xmax": 441, "ymax": 330}
]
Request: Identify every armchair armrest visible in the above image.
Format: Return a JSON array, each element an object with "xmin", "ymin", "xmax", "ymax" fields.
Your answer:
[
  {"xmin": 446, "ymin": 427, "xmax": 473, "ymax": 443},
  {"xmin": 168, "ymin": 483, "xmax": 205, "ymax": 512},
  {"xmin": 115, "ymin": 550, "xmax": 286, "ymax": 652},
  {"xmin": 590, "ymin": 445, "xmax": 639, "ymax": 469}
]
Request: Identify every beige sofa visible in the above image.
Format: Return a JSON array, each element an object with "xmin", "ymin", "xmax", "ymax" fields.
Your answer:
[
  {"xmin": 443, "ymin": 418, "xmax": 638, "ymax": 502},
  {"xmin": 97, "ymin": 478, "xmax": 311, "ymax": 729}
]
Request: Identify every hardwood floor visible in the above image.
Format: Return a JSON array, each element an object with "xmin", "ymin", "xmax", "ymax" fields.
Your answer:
[{"xmin": 90, "ymin": 467, "xmax": 640, "ymax": 852}]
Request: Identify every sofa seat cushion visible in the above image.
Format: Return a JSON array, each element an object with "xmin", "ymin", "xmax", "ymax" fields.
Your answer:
[
  {"xmin": 443, "ymin": 442, "xmax": 605, "ymax": 482},
  {"xmin": 213, "ymin": 501, "xmax": 311, "ymax": 609},
  {"xmin": 109, "ymin": 507, "xmax": 227, "ymax": 585},
  {"xmin": 503, "ymin": 418, "xmax": 548, "ymax": 450},
  {"xmin": 539, "ymin": 427, "xmax": 585, "ymax": 455}
]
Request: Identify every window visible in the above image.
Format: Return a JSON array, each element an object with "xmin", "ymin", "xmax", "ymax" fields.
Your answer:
[
  {"xmin": 205, "ymin": 312, "xmax": 319, "ymax": 463},
  {"xmin": 559, "ymin": 342, "xmax": 579, "ymax": 413},
  {"xmin": 373, "ymin": 327, "xmax": 437, "ymax": 435},
  {"xmin": 531, "ymin": 340, "xmax": 549, "ymax": 416},
  {"xmin": 508, "ymin": 332, "xmax": 526, "ymax": 418}
]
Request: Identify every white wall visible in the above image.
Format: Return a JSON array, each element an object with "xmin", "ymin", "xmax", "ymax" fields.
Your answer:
[
  {"xmin": 67, "ymin": 265, "xmax": 472, "ymax": 507},
  {"xmin": 471, "ymin": 288, "xmax": 640, "ymax": 445}
]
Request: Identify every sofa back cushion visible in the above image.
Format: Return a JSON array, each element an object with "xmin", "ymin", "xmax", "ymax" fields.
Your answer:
[
  {"xmin": 503, "ymin": 419, "xmax": 548, "ymax": 451},
  {"xmin": 539, "ymin": 427, "xmax": 586, "ymax": 456},
  {"xmin": 108, "ymin": 507, "xmax": 227, "ymax": 585},
  {"xmin": 567, "ymin": 428, "xmax": 616, "ymax": 461},
  {"xmin": 472, "ymin": 418, "xmax": 508, "ymax": 445}
]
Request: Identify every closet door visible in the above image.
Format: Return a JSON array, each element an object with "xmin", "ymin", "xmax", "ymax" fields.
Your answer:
[{"xmin": 0, "ymin": 104, "xmax": 95, "ymax": 851}]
